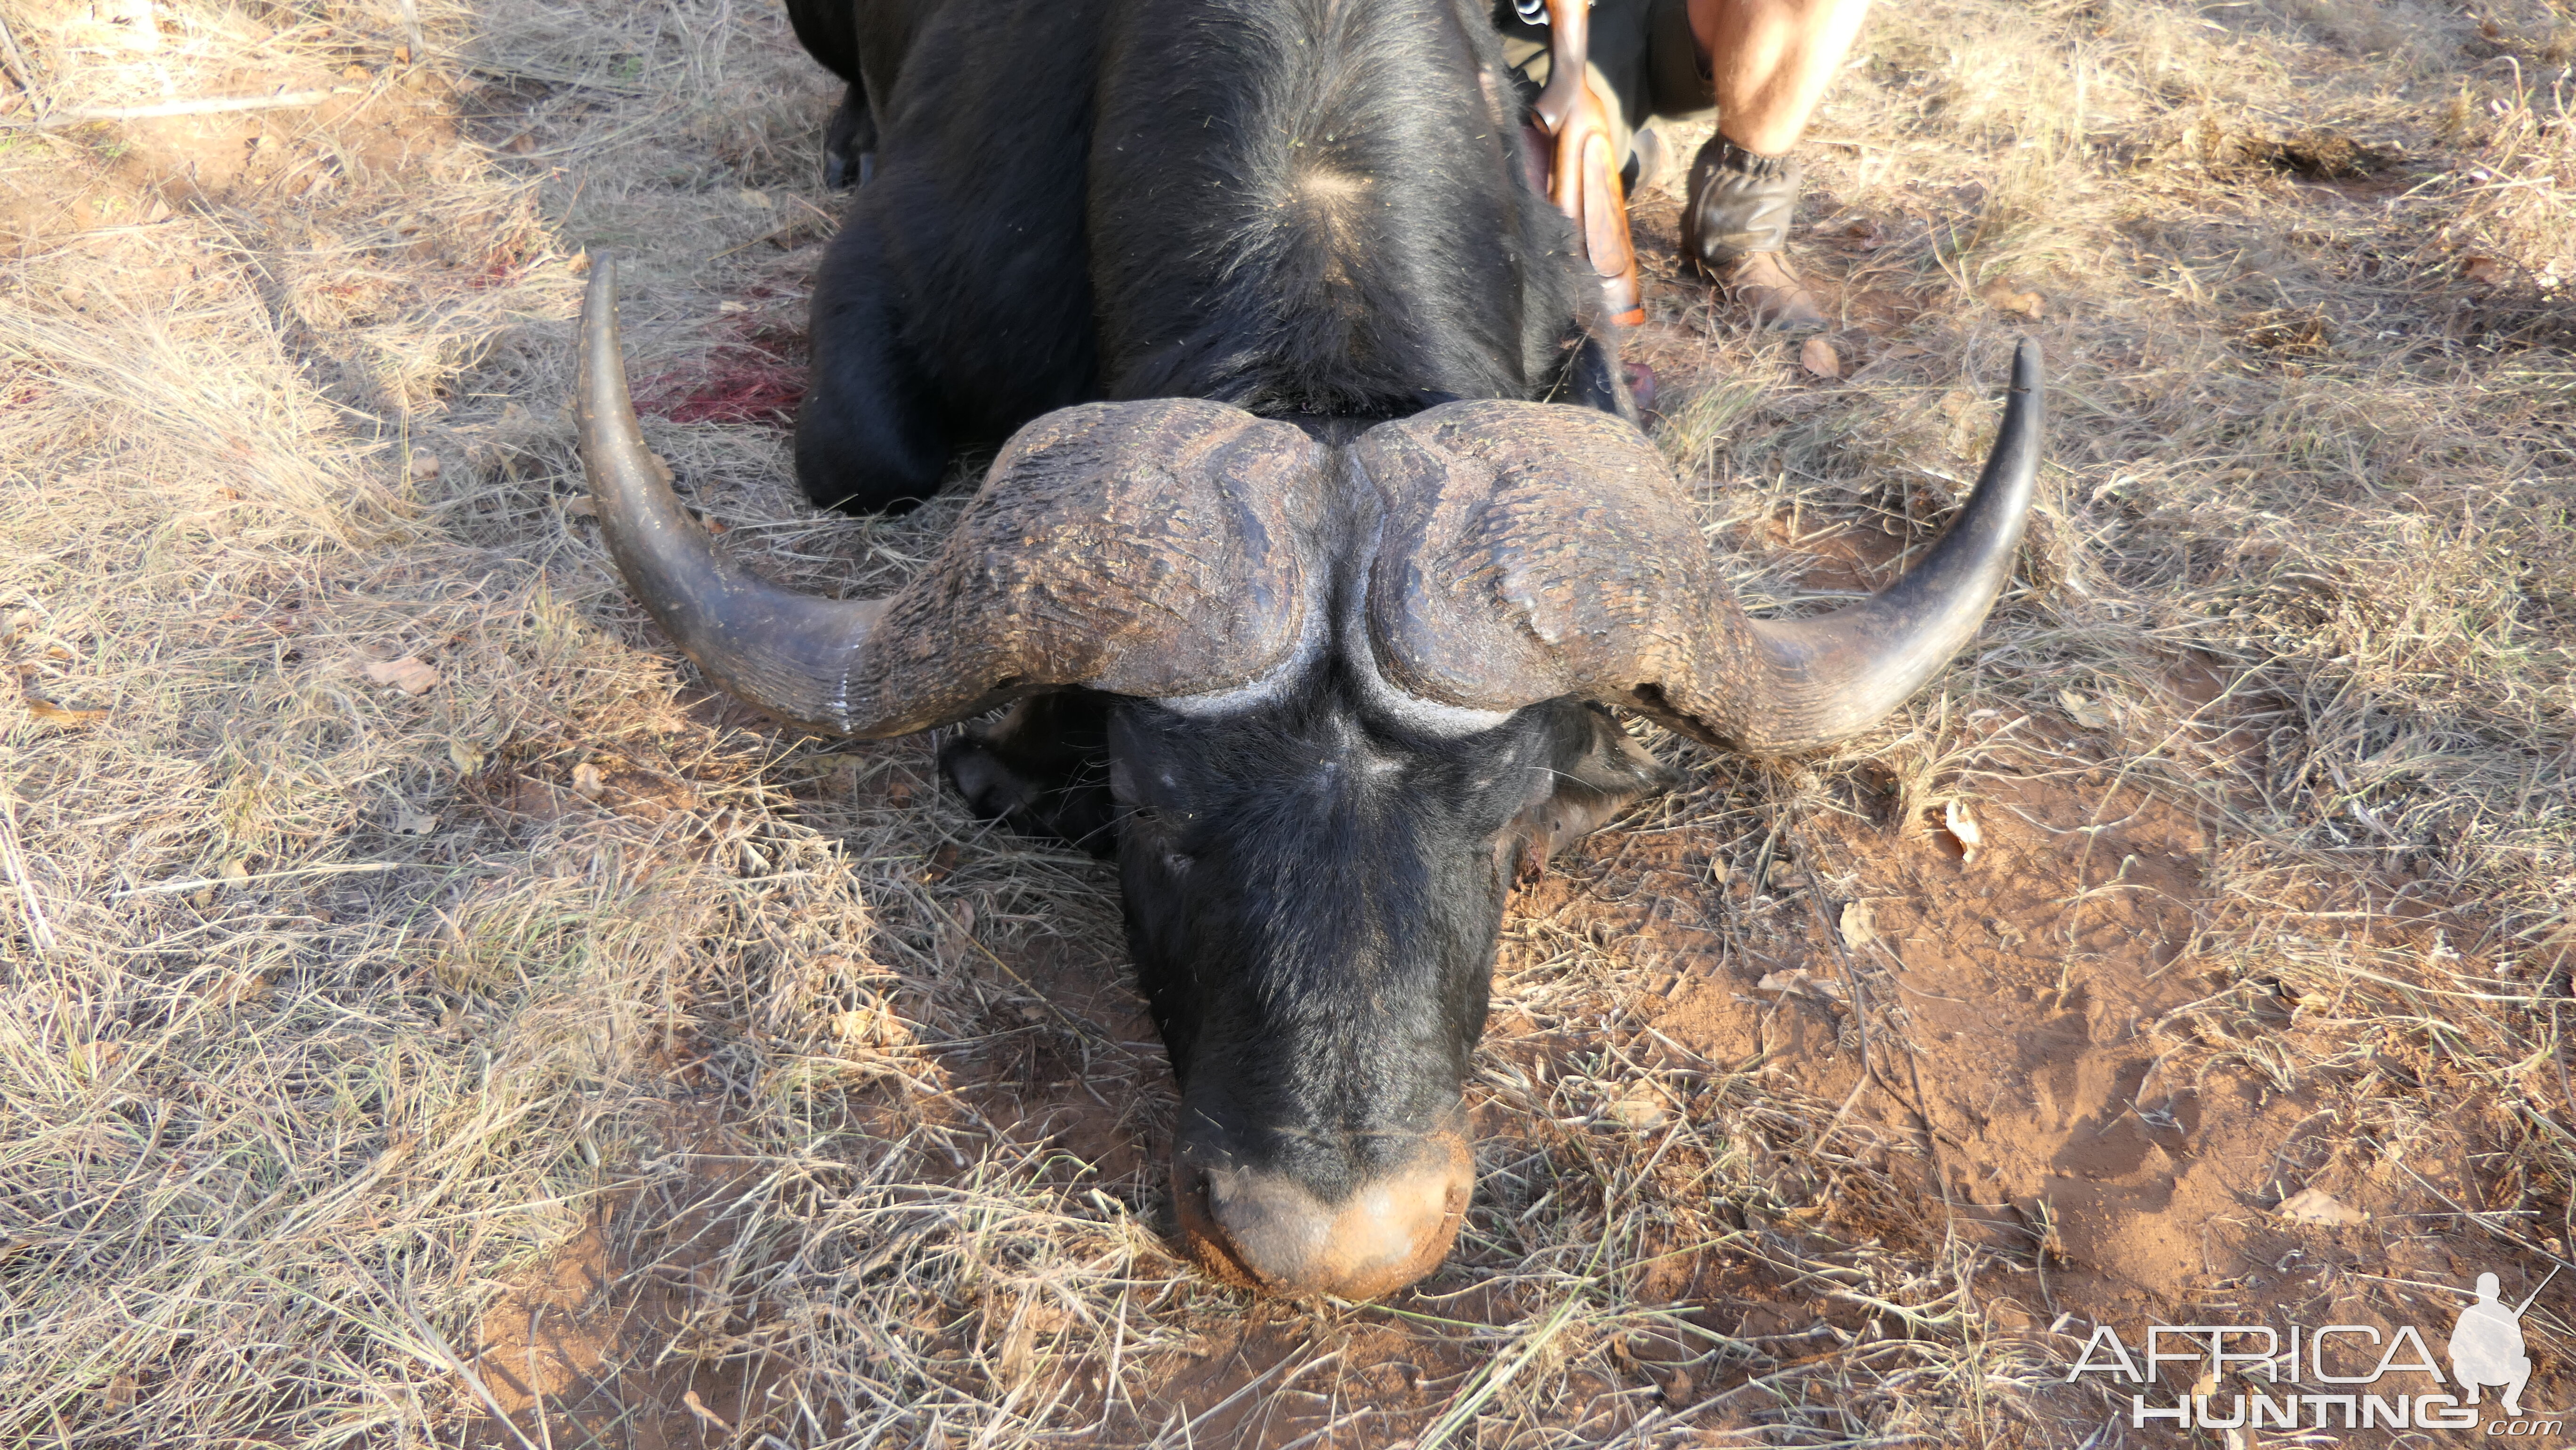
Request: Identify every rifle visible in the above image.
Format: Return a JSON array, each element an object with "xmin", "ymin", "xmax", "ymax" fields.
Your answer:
[
  {"xmin": 2513, "ymin": 1262, "xmax": 2561, "ymax": 1318},
  {"xmin": 1529, "ymin": 0, "xmax": 1646, "ymax": 328}
]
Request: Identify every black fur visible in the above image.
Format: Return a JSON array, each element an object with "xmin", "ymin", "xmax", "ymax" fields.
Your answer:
[
  {"xmin": 790, "ymin": 0, "xmax": 1659, "ymax": 1211},
  {"xmin": 785, "ymin": 0, "xmax": 1626, "ymax": 512},
  {"xmin": 942, "ymin": 676, "xmax": 1673, "ymax": 1195}
]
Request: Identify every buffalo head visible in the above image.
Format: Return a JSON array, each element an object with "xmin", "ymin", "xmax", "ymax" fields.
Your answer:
[{"xmin": 578, "ymin": 259, "xmax": 2042, "ymax": 1298}]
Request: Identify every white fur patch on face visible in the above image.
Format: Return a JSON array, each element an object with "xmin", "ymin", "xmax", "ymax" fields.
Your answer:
[
  {"xmin": 1341, "ymin": 525, "xmax": 1513, "ymax": 739},
  {"xmin": 1346, "ymin": 624, "xmax": 1513, "ymax": 736},
  {"xmin": 1154, "ymin": 663, "xmax": 1304, "ymax": 717}
]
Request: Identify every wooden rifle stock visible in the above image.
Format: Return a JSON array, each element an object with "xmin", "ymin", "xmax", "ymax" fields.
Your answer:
[{"xmin": 1531, "ymin": 0, "xmax": 1644, "ymax": 327}]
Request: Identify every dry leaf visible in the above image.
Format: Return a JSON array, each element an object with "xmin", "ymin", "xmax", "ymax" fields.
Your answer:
[
  {"xmin": 363, "ymin": 657, "xmax": 441, "ymax": 694},
  {"xmin": 407, "ymin": 452, "xmax": 442, "ymax": 481},
  {"xmin": 218, "ymin": 859, "xmax": 251, "ymax": 886},
  {"xmin": 103, "ymin": 1373, "xmax": 138, "ymax": 1411},
  {"xmin": 994, "ymin": 1309, "xmax": 1038, "ymax": 1392},
  {"xmin": 1755, "ymin": 969, "xmax": 1848, "ymax": 1005},
  {"xmin": 25, "ymin": 697, "xmax": 107, "ymax": 726},
  {"xmin": 392, "ymin": 801, "xmax": 437, "ymax": 836},
  {"xmin": 68, "ymin": 1040, "xmax": 126, "ymax": 1079},
  {"xmin": 680, "ymin": 1389, "xmax": 733, "ymax": 1434},
  {"xmin": 571, "ymin": 762, "xmax": 606, "ymax": 798},
  {"xmin": 1608, "ymin": 1086, "xmax": 1674, "ymax": 1130},
  {"xmin": 739, "ymin": 188, "xmax": 773, "ymax": 209},
  {"xmin": 1799, "ymin": 336, "xmax": 1842, "ymax": 379},
  {"xmin": 1943, "ymin": 799, "xmax": 1985, "ymax": 864},
  {"xmin": 208, "ymin": 971, "xmax": 270, "ymax": 1007},
  {"xmin": 934, "ymin": 901, "xmax": 978, "ymax": 967},
  {"xmin": 1839, "ymin": 899, "xmax": 1878, "ymax": 950},
  {"xmin": 2462, "ymin": 255, "xmax": 2506, "ymax": 285},
  {"xmin": 1980, "ymin": 278, "xmax": 2045, "ymax": 316},
  {"xmin": 2273, "ymin": 980, "xmax": 2329, "ymax": 1014},
  {"xmin": 2059, "ymin": 689, "xmax": 2113, "ymax": 729},
  {"xmin": 448, "ymin": 737, "xmax": 485, "ymax": 775},
  {"xmin": 2277, "ymin": 1185, "xmax": 2364, "ymax": 1226},
  {"xmin": 561, "ymin": 495, "xmax": 598, "ymax": 518}
]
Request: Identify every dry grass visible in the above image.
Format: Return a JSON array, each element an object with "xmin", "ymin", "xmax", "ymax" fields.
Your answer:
[{"xmin": 1, "ymin": 0, "xmax": 2570, "ymax": 1444}]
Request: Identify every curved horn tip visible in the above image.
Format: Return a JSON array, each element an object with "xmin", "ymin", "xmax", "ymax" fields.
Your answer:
[
  {"xmin": 581, "ymin": 253, "xmax": 619, "ymax": 338},
  {"xmin": 2010, "ymin": 335, "xmax": 2042, "ymax": 393}
]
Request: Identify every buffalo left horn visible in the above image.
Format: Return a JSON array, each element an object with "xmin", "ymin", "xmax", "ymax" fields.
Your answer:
[
  {"xmin": 577, "ymin": 257, "xmax": 1325, "ymax": 736},
  {"xmin": 1357, "ymin": 339, "xmax": 2043, "ymax": 754}
]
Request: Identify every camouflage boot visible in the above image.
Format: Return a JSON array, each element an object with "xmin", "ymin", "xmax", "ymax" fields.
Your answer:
[{"xmin": 1682, "ymin": 134, "xmax": 1828, "ymax": 330}]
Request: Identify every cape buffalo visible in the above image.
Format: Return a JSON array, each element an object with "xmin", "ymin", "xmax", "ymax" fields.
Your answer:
[{"xmin": 576, "ymin": 0, "xmax": 2041, "ymax": 1299}]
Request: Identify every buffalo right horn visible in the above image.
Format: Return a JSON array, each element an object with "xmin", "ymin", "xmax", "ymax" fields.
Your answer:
[
  {"xmin": 577, "ymin": 257, "xmax": 1325, "ymax": 737},
  {"xmin": 1359, "ymin": 340, "xmax": 2043, "ymax": 754}
]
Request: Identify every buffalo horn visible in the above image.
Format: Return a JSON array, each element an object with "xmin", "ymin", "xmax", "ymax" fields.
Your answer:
[
  {"xmin": 577, "ymin": 257, "xmax": 1324, "ymax": 737},
  {"xmin": 1357, "ymin": 339, "xmax": 2043, "ymax": 754}
]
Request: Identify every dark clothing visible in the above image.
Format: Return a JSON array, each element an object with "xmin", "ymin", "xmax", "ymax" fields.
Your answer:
[{"xmin": 1490, "ymin": 0, "xmax": 1715, "ymax": 140}]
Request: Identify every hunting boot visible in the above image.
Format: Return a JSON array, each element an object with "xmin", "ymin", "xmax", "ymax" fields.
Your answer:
[{"xmin": 1682, "ymin": 134, "xmax": 1827, "ymax": 329}]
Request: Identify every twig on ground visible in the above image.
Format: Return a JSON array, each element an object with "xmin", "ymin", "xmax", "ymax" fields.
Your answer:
[
  {"xmin": 0, "ymin": 783, "xmax": 56, "ymax": 956},
  {"xmin": 0, "ymin": 14, "xmax": 43, "ymax": 120},
  {"xmin": 14, "ymin": 87, "xmax": 354, "ymax": 128},
  {"xmin": 110, "ymin": 862, "xmax": 402, "ymax": 899}
]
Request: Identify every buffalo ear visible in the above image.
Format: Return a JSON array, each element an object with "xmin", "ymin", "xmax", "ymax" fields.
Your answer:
[
  {"xmin": 939, "ymin": 693, "xmax": 1119, "ymax": 859},
  {"xmin": 1557, "ymin": 328, "xmax": 1635, "ymax": 424},
  {"xmin": 1505, "ymin": 705, "xmax": 1676, "ymax": 881}
]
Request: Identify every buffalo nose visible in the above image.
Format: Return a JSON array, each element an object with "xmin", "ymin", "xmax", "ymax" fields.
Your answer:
[{"xmin": 1175, "ymin": 1136, "xmax": 1473, "ymax": 1299}]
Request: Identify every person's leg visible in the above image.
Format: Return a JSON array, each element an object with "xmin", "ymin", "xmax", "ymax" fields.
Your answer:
[
  {"xmin": 1690, "ymin": 0, "xmax": 1870, "ymax": 155},
  {"xmin": 1676, "ymin": 0, "xmax": 1870, "ymax": 327},
  {"xmin": 2502, "ymin": 1361, "xmax": 2530, "ymax": 1417}
]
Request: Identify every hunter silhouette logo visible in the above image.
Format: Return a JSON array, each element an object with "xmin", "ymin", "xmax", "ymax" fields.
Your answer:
[
  {"xmin": 2066, "ymin": 1265, "xmax": 2562, "ymax": 1436},
  {"xmin": 2450, "ymin": 1270, "xmax": 2539, "ymax": 1418}
]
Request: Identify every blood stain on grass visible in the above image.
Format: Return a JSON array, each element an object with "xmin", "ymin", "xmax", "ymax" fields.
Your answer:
[
  {"xmin": 636, "ymin": 344, "xmax": 807, "ymax": 427},
  {"xmin": 634, "ymin": 309, "xmax": 812, "ymax": 428}
]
